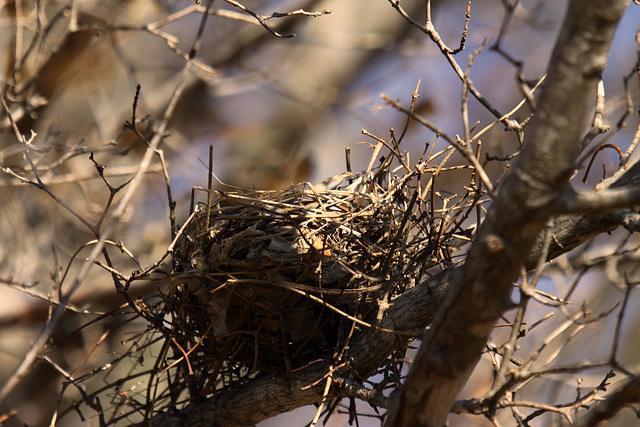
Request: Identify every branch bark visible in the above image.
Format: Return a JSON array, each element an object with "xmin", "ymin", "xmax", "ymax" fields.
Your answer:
[{"xmin": 384, "ymin": 1, "xmax": 630, "ymax": 426}]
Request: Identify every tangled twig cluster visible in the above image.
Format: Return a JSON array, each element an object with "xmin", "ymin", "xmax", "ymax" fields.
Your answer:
[{"xmin": 149, "ymin": 142, "xmax": 479, "ymax": 409}]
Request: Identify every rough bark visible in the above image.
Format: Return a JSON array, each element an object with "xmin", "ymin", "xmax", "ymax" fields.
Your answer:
[{"xmin": 384, "ymin": 1, "xmax": 630, "ymax": 426}]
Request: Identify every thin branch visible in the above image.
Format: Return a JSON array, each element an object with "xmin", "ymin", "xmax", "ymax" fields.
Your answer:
[
  {"xmin": 387, "ymin": 0, "xmax": 517, "ymax": 128},
  {"xmin": 381, "ymin": 94, "xmax": 495, "ymax": 193},
  {"xmin": 572, "ymin": 376, "xmax": 640, "ymax": 427}
]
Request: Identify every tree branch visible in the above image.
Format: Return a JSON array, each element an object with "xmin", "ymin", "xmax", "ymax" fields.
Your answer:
[
  {"xmin": 555, "ymin": 187, "xmax": 640, "ymax": 214},
  {"xmin": 384, "ymin": 1, "xmax": 629, "ymax": 426},
  {"xmin": 572, "ymin": 375, "xmax": 640, "ymax": 427}
]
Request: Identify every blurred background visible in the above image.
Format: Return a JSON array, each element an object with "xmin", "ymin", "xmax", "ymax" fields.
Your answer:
[{"xmin": 1, "ymin": 0, "xmax": 640, "ymax": 425}]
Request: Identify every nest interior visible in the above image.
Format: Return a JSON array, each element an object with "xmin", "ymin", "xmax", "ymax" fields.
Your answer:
[{"xmin": 161, "ymin": 161, "xmax": 458, "ymax": 397}]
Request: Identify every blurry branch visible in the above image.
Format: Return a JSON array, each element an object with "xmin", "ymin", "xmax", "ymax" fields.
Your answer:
[
  {"xmin": 0, "ymin": 0, "xmax": 214, "ymax": 406},
  {"xmin": 489, "ymin": 1, "xmax": 552, "ymax": 110},
  {"xmin": 153, "ymin": 1, "xmax": 329, "ymax": 34},
  {"xmin": 384, "ymin": 1, "xmax": 631, "ymax": 426},
  {"xmin": 91, "ymin": 1, "xmax": 329, "ymax": 64},
  {"xmin": 0, "ymin": 278, "xmax": 87, "ymax": 315},
  {"xmin": 0, "ymin": 0, "xmax": 334, "ymax": 411},
  {"xmin": 3, "ymin": 0, "xmax": 329, "ymax": 117},
  {"xmin": 0, "ymin": 99, "xmax": 94, "ymax": 232},
  {"xmin": 0, "ymin": 164, "xmax": 163, "ymax": 187},
  {"xmin": 141, "ymin": 1, "xmax": 329, "ymax": 69},
  {"xmin": 555, "ymin": 185, "xmax": 640, "ymax": 213},
  {"xmin": 222, "ymin": 0, "xmax": 330, "ymax": 38}
]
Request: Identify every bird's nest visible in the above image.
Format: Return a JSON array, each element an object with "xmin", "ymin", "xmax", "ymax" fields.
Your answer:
[{"xmin": 150, "ymin": 145, "xmax": 474, "ymax": 405}]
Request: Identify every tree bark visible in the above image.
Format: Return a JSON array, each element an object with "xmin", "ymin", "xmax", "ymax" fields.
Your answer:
[{"xmin": 384, "ymin": 1, "xmax": 630, "ymax": 426}]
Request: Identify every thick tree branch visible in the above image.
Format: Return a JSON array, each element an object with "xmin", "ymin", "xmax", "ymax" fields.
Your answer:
[
  {"xmin": 555, "ymin": 186, "xmax": 640, "ymax": 214},
  {"xmin": 552, "ymin": 157, "xmax": 640, "ymax": 216},
  {"xmin": 529, "ymin": 159, "xmax": 640, "ymax": 264},
  {"xmin": 384, "ymin": 1, "xmax": 629, "ymax": 426}
]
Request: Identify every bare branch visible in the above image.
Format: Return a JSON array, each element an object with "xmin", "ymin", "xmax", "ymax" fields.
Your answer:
[{"xmin": 572, "ymin": 376, "xmax": 640, "ymax": 427}]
